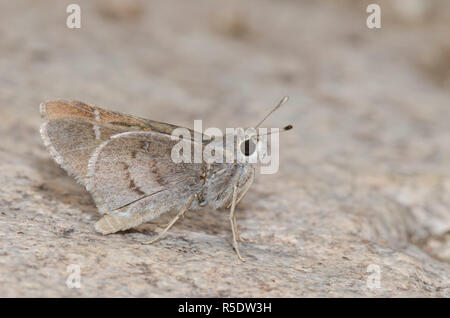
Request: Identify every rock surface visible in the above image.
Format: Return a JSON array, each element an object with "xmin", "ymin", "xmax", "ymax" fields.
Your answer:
[{"xmin": 0, "ymin": 0, "xmax": 449, "ymax": 297}]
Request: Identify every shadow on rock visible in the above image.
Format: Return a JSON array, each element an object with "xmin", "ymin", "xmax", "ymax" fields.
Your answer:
[{"xmin": 31, "ymin": 156, "xmax": 98, "ymax": 217}]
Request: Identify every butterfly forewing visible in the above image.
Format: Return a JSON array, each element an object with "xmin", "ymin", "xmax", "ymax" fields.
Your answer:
[{"xmin": 40, "ymin": 99, "xmax": 192, "ymax": 185}]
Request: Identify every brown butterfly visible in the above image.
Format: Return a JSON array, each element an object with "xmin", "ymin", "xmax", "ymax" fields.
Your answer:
[{"xmin": 40, "ymin": 98, "xmax": 291, "ymax": 261}]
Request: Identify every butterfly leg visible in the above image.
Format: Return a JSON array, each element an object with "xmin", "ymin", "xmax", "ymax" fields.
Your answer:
[
  {"xmin": 227, "ymin": 168, "xmax": 254, "ymax": 242},
  {"xmin": 231, "ymin": 197, "xmax": 244, "ymax": 243},
  {"xmin": 229, "ymin": 185, "xmax": 246, "ymax": 262},
  {"xmin": 141, "ymin": 194, "xmax": 195, "ymax": 245},
  {"xmin": 236, "ymin": 167, "xmax": 255, "ymax": 209},
  {"xmin": 232, "ymin": 213, "xmax": 244, "ymax": 242}
]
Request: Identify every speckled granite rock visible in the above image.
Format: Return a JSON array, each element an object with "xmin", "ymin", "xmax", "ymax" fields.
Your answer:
[{"xmin": 0, "ymin": 0, "xmax": 449, "ymax": 297}]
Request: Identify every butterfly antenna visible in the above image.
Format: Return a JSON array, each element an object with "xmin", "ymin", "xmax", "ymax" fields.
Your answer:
[
  {"xmin": 257, "ymin": 125, "xmax": 293, "ymax": 139},
  {"xmin": 255, "ymin": 96, "xmax": 289, "ymax": 129}
]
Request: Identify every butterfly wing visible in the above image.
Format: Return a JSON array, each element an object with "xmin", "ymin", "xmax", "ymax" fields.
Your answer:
[
  {"xmin": 85, "ymin": 131, "xmax": 205, "ymax": 217},
  {"xmin": 40, "ymin": 99, "xmax": 192, "ymax": 185},
  {"xmin": 40, "ymin": 100, "xmax": 239, "ymax": 233}
]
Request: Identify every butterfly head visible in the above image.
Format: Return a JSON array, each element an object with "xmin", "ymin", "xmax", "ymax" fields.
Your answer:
[{"xmin": 236, "ymin": 96, "xmax": 293, "ymax": 164}]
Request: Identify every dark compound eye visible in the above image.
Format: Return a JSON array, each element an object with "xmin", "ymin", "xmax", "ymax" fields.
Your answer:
[{"xmin": 240, "ymin": 139, "xmax": 256, "ymax": 157}]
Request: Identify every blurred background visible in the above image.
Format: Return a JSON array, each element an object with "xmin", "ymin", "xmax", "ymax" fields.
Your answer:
[{"xmin": 0, "ymin": 0, "xmax": 449, "ymax": 296}]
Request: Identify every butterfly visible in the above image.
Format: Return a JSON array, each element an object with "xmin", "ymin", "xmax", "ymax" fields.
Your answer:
[{"xmin": 40, "ymin": 98, "xmax": 291, "ymax": 261}]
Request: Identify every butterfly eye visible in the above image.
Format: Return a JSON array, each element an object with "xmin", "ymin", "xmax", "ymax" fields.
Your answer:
[{"xmin": 240, "ymin": 139, "xmax": 256, "ymax": 157}]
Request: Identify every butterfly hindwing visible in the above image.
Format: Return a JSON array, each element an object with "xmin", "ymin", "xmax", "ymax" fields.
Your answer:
[{"xmin": 85, "ymin": 131, "xmax": 204, "ymax": 216}]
